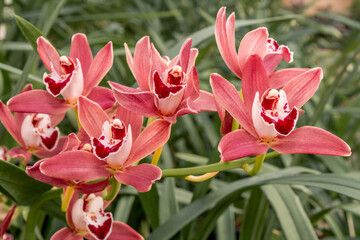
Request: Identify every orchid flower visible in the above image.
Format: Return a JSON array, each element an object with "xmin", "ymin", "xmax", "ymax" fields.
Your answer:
[
  {"xmin": 51, "ymin": 193, "xmax": 143, "ymax": 240},
  {"xmin": 215, "ymin": 7, "xmax": 312, "ymax": 88},
  {"xmin": 7, "ymin": 33, "xmax": 114, "ymax": 115},
  {"xmin": 0, "ymin": 94, "xmax": 64, "ymax": 163},
  {"xmin": 109, "ymin": 37, "xmax": 216, "ymax": 123},
  {"xmin": 37, "ymin": 96, "xmax": 171, "ymax": 192},
  {"xmin": 0, "ymin": 205, "xmax": 16, "ymax": 240},
  {"xmin": 211, "ymin": 55, "xmax": 351, "ymax": 162}
]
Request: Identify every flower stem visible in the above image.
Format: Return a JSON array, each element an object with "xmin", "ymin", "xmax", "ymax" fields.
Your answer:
[
  {"xmin": 61, "ymin": 186, "xmax": 74, "ymax": 212},
  {"xmin": 103, "ymin": 176, "xmax": 121, "ymax": 201},
  {"xmin": 161, "ymin": 151, "xmax": 280, "ymax": 178},
  {"xmin": 242, "ymin": 153, "xmax": 266, "ymax": 176},
  {"xmin": 73, "ymin": 108, "xmax": 81, "ymax": 129},
  {"xmin": 184, "ymin": 172, "xmax": 219, "ymax": 182},
  {"xmin": 152, "ymin": 145, "xmax": 163, "ymax": 165}
]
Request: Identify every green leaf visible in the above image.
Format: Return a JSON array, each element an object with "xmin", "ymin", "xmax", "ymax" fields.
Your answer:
[
  {"xmin": 216, "ymin": 206, "xmax": 236, "ymax": 240},
  {"xmin": 14, "ymin": 15, "xmax": 44, "ymax": 51},
  {"xmin": 261, "ymin": 185, "xmax": 318, "ymax": 240},
  {"xmin": 139, "ymin": 184, "xmax": 160, "ymax": 229},
  {"xmin": 0, "ymin": 160, "xmax": 51, "ymax": 205}
]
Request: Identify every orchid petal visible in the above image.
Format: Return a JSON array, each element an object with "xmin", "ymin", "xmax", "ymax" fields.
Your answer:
[
  {"xmin": 35, "ymin": 136, "xmax": 67, "ymax": 159},
  {"xmin": 242, "ymin": 54, "xmax": 270, "ymax": 112},
  {"xmin": 269, "ymin": 68, "xmax": 310, "ymax": 89},
  {"xmin": 0, "ymin": 205, "xmax": 16, "ymax": 237},
  {"xmin": 61, "ymin": 133, "xmax": 81, "ymax": 152},
  {"xmin": 188, "ymin": 48, "xmax": 198, "ymax": 73},
  {"xmin": 40, "ymin": 150, "xmax": 109, "ymax": 181},
  {"xmin": 150, "ymin": 43, "xmax": 168, "ymax": 76},
  {"xmin": 8, "ymin": 147, "xmax": 31, "ymax": 163},
  {"xmin": 85, "ymin": 211, "xmax": 113, "ymax": 240},
  {"xmin": 115, "ymin": 105, "xmax": 143, "ymax": 141},
  {"xmin": 114, "ymin": 164, "xmax": 161, "ymax": 192},
  {"xmin": 282, "ymin": 67, "xmax": 323, "ymax": 109},
  {"xmin": 126, "ymin": 119, "xmax": 171, "ymax": 166},
  {"xmin": 83, "ymin": 42, "xmax": 113, "ymax": 96},
  {"xmin": 37, "ymin": 37, "xmax": 61, "ymax": 74},
  {"xmin": 272, "ymin": 126, "xmax": 351, "ymax": 156},
  {"xmin": 108, "ymin": 222, "xmax": 144, "ymax": 240},
  {"xmin": 179, "ymin": 38, "xmax": 192, "ymax": 72},
  {"xmin": 210, "ymin": 73, "xmax": 257, "ymax": 137},
  {"xmin": 237, "ymin": 27, "xmax": 268, "ymax": 72},
  {"xmin": 215, "ymin": 7, "xmax": 242, "ymax": 78},
  {"xmin": 0, "ymin": 101, "xmax": 24, "ymax": 146},
  {"xmin": 87, "ymin": 87, "xmax": 116, "ymax": 110},
  {"xmin": 219, "ymin": 129, "xmax": 269, "ymax": 161},
  {"xmin": 7, "ymin": 90, "xmax": 71, "ymax": 114},
  {"xmin": 183, "ymin": 67, "xmax": 200, "ymax": 101},
  {"xmin": 192, "ymin": 90, "xmax": 217, "ymax": 112},
  {"xmin": 50, "ymin": 228, "xmax": 82, "ymax": 240},
  {"xmin": 78, "ymin": 96, "xmax": 110, "ymax": 138},
  {"xmin": 70, "ymin": 33, "xmax": 93, "ymax": 77},
  {"xmin": 110, "ymin": 82, "xmax": 159, "ymax": 118},
  {"xmin": 27, "ymin": 160, "xmax": 68, "ymax": 187}
]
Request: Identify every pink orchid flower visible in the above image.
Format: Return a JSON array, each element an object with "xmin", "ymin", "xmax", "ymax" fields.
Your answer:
[
  {"xmin": 51, "ymin": 193, "xmax": 143, "ymax": 240},
  {"xmin": 109, "ymin": 36, "xmax": 216, "ymax": 123},
  {"xmin": 0, "ymin": 205, "xmax": 16, "ymax": 240},
  {"xmin": 215, "ymin": 7, "xmax": 312, "ymax": 88},
  {"xmin": 211, "ymin": 55, "xmax": 351, "ymax": 161},
  {"xmin": 7, "ymin": 33, "xmax": 114, "ymax": 115},
  {"xmin": 0, "ymin": 97, "xmax": 64, "ymax": 163},
  {"xmin": 38, "ymin": 96, "xmax": 171, "ymax": 192}
]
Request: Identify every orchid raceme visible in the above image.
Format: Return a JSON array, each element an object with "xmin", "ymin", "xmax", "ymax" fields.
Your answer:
[
  {"xmin": 7, "ymin": 33, "xmax": 115, "ymax": 115},
  {"xmin": 211, "ymin": 55, "xmax": 351, "ymax": 162},
  {"xmin": 38, "ymin": 96, "xmax": 171, "ymax": 192},
  {"xmin": 51, "ymin": 193, "xmax": 143, "ymax": 240},
  {"xmin": 109, "ymin": 36, "xmax": 216, "ymax": 123}
]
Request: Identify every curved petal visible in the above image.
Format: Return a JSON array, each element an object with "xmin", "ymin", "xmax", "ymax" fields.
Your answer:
[
  {"xmin": 219, "ymin": 129, "xmax": 269, "ymax": 161},
  {"xmin": 271, "ymin": 126, "xmax": 351, "ymax": 156},
  {"xmin": 37, "ymin": 37, "xmax": 61, "ymax": 74},
  {"xmin": 83, "ymin": 42, "xmax": 113, "ymax": 95},
  {"xmin": 183, "ymin": 67, "xmax": 200, "ymax": 101},
  {"xmin": 50, "ymin": 228, "xmax": 82, "ymax": 240},
  {"xmin": 78, "ymin": 96, "xmax": 110, "ymax": 138},
  {"xmin": 108, "ymin": 222, "xmax": 144, "ymax": 240},
  {"xmin": 75, "ymin": 179, "xmax": 110, "ymax": 194},
  {"xmin": 110, "ymin": 82, "xmax": 159, "ymax": 118},
  {"xmin": 237, "ymin": 27, "xmax": 268, "ymax": 72},
  {"xmin": 40, "ymin": 150, "xmax": 109, "ymax": 181},
  {"xmin": 62, "ymin": 133, "xmax": 81, "ymax": 152},
  {"xmin": 8, "ymin": 147, "xmax": 31, "ymax": 164},
  {"xmin": 7, "ymin": 90, "xmax": 71, "ymax": 114},
  {"xmin": 150, "ymin": 42, "xmax": 168, "ymax": 76},
  {"xmin": 70, "ymin": 33, "xmax": 93, "ymax": 77},
  {"xmin": 269, "ymin": 68, "xmax": 310, "ymax": 89},
  {"xmin": 210, "ymin": 73, "xmax": 257, "ymax": 137},
  {"xmin": 115, "ymin": 104, "xmax": 143, "ymax": 141},
  {"xmin": 126, "ymin": 119, "xmax": 171, "ymax": 166},
  {"xmin": 282, "ymin": 67, "xmax": 323, "ymax": 109},
  {"xmin": 192, "ymin": 90, "xmax": 217, "ymax": 112},
  {"xmin": 114, "ymin": 164, "xmax": 161, "ymax": 192},
  {"xmin": 87, "ymin": 86, "xmax": 116, "ymax": 110},
  {"xmin": 0, "ymin": 101, "xmax": 24, "ymax": 146},
  {"xmin": 27, "ymin": 160, "xmax": 67, "ymax": 187},
  {"xmin": 179, "ymin": 38, "xmax": 192, "ymax": 73},
  {"xmin": 215, "ymin": 7, "xmax": 242, "ymax": 78},
  {"xmin": 242, "ymin": 54, "xmax": 270, "ymax": 113},
  {"xmin": 0, "ymin": 205, "xmax": 16, "ymax": 236},
  {"xmin": 35, "ymin": 136, "xmax": 67, "ymax": 158}
]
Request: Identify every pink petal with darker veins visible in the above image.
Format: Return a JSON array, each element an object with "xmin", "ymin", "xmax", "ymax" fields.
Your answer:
[
  {"xmin": 50, "ymin": 227, "xmax": 82, "ymax": 240},
  {"xmin": 37, "ymin": 37, "xmax": 61, "ymax": 74},
  {"xmin": 108, "ymin": 222, "xmax": 144, "ymax": 240},
  {"xmin": 70, "ymin": 33, "xmax": 93, "ymax": 77},
  {"xmin": 219, "ymin": 129, "xmax": 269, "ymax": 161},
  {"xmin": 87, "ymin": 87, "xmax": 116, "ymax": 110},
  {"xmin": 192, "ymin": 90, "xmax": 217, "ymax": 112},
  {"xmin": 114, "ymin": 164, "xmax": 161, "ymax": 192},
  {"xmin": 115, "ymin": 104, "xmax": 143, "ymax": 141},
  {"xmin": 271, "ymin": 126, "xmax": 351, "ymax": 156},
  {"xmin": 269, "ymin": 68, "xmax": 310, "ymax": 89},
  {"xmin": 179, "ymin": 38, "xmax": 192, "ymax": 73},
  {"xmin": 0, "ymin": 101, "xmax": 24, "ymax": 146}
]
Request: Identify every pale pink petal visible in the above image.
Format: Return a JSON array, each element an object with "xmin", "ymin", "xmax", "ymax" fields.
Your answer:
[
  {"xmin": 282, "ymin": 67, "xmax": 323, "ymax": 109},
  {"xmin": 83, "ymin": 42, "xmax": 113, "ymax": 95},
  {"xmin": 115, "ymin": 105, "xmax": 143, "ymax": 141},
  {"xmin": 132, "ymin": 36, "xmax": 151, "ymax": 91},
  {"xmin": 241, "ymin": 55, "xmax": 270, "ymax": 113},
  {"xmin": 37, "ymin": 37, "xmax": 61, "ymax": 74},
  {"xmin": 114, "ymin": 164, "xmax": 161, "ymax": 192},
  {"xmin": 108, "ymin": 222, "xmax": 144, "ymax": 240},
  {"xmin": 7, "ymin": 90, "xmax": 71, "ymax": 114},
  {"xmin": 126, "ymin": 120, "xmax": 171, "ymax": 166},
  {"xmin": 50, "ymin": 228, "xmax": 82, "ymax": 240},
  {"xmin": 272, "ymin": 126, "xmax": 351, "ymax": 156},
  {"xmin": 110, "ymin": 82, "xmax": 159, "ymax": 118},
  {"xmin": 8, "ymin": 147, "xmax": 31, "ymax": 163},
  {"xmin": 269, "ymin": 68, "xmax": 310, "ymax": 89},
  {"xmin": 210, "ymin": 73, "xmax": 257, "ymax": 137},
  {"xmin": 78, "ymin": 96, "xmax": 110, "ymax": 138},
  {"xmin": 192, "ymin": 90, "xmax": 217, "ymax": 112},
  {"xmin": 0, "ymin": 101, "xmax": 24, "ymax": 146},
  {"xmin": 237, "ymin": 27, "xmax": 268, "ymax": 72},
  {"xmin": 219, "ymin": 129, "xmax": 269, "ymax": 161},
  {"xmin": 215, "ymin": 8, "xmax": 242, "ymax": 78},
  {"xmin": 179, "ymin": 38, "xmax": 192, "ymax": 73},
  {"xmin": 70, "ymin": 33, "xmax": 93, "ymax": 77},
  {"xmin": 87, "ymin": 86, "xmax": 116, "ymax": 110},
  {"xmin": 40, "ymin": 150, "xmax": 109, "ymax": 181}
]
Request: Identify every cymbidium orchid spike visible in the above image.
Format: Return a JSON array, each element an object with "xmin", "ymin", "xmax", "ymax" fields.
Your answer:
[
  {"xmin": 51, "ymin": 193, "xmax": 143, "ymax": 240},
  {"xmin": 110, "ymin": 37, "xmax": 216, "ymax": 123},
  {"xmin": 7, "ymin": 33, "xmax": 114, "ymax": 115},
  {"xmin": 39, "ymin": 96, "xmax": 171, "ymax": 192},
  {"xmin": 211, "ymin": 55, "xmax": 351, "ymax": 162}
]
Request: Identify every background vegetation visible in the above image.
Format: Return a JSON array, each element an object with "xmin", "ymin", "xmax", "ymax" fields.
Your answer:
[{"xmin": 1, "ymin": 0, "xmax": 360, "ymax": 239}]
